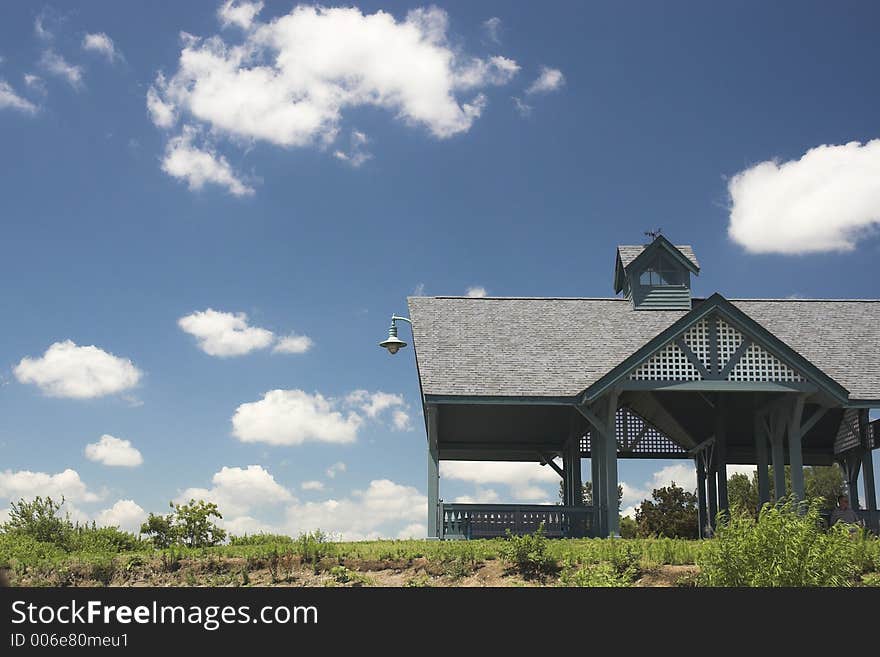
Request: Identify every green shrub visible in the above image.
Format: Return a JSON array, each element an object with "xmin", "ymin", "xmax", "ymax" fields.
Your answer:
[
  {"xmin": 229, "ymin": 533, "xmax": 294, "ymax": 546},
  {"xmin": 296, "ymin": 530, "xmax": 330, "ymax": 565},
  {"xmin": 558, "ymin": 561, "xmax": 633, "ymax": 587},
  {"xmin": 500, "ymin": 524, "xmax": 555, "ymax": 577},
  {"xmin": 3, "ymin": 497, "xmax": 71, "ymax": 545},
  {"xmin": 698, "ymin": 497, "xmax": 860, "ymax": 587}
]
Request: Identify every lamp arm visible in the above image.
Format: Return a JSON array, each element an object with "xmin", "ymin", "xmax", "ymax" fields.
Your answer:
[{"xmin": 391, "ymin": 315, "xmax": 412, "ymax": 324}]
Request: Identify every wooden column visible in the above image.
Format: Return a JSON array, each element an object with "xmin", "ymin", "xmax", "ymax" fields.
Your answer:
[
  {"xmin": 603, "ymin": 392, "xmax": 621, "ymax": 537},
  {"xmin": 696, "ymin": 456, "xmax": 708, "ymax": 539},
  {"xmin": 590, "ymin": 422, "xmax": 606, "ymax": 537},
  {"xmin": 426, "ymin": 405, "xmax": 440, "ymax": 539},
  {"xmin": 755, "ymin": 413, "xmax": 770, "ymax": 508},
  {"xmin": 715, "ymin": 395, "xmax": 729, "ymax": 518},
  {"xmin": 707, "ymin": 454, "xmax": 718, "ymax": 533},
  {"xmin": 788, "ymin": 395, "xmax": 807, "ymax": 502},
  {"xmin": 859, "ymin": 410, "xmax": 877, "ymax": 512},
  {"xmin": 770, "ymin": 408, "xmax": 787, "ymax": 501}
]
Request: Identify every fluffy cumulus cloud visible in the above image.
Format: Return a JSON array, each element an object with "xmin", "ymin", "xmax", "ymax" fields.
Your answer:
[
  {"xmin": 178, "ymin": 308, "xmax": 273, "ymax": 356},
  {"xmin": 526, "ymin": 66, "xmax": 565, "ymax": 94},
  {"xmin": 0, "ymin": 468, "xmax": 100, "ymax": 503},
  {"xmin": 0, "ymin": 80, "xmax": 38, "ymax": 114},
  {"xmin": 94, "ymin": 500, "xmax": 147, "ymax": 532},
  {"xmin": 465, "ymin": 286, "xmax": 487, "ymax": 298},
  {"xmin": 82, "ymin": 32, "xmax": 120, "ymax": 62},
  {"xmin": 232, "ymin": 389, "xmax": 362, "ymax": 446},
  {"xmin": 161, "ymin": 126, "xmax": 255, "ymax": 196},
  {"xmin": 40, "ymin": 50, "xmax": 84, "ymax": 88},
  {"xmin": 727, "ymin": 139, "xmax": 880, "ymax": 254},
  {"xmin": 232, "ymin": 388, "xmax": 411, "ymax": 446},
  {"xmin": 14, "ymin": 340, "xmax": 142, "ymax": 399},
  {"xmin": 148, "ymin": 5, "xmax": 519, "ymax": 192},
  {"xmin": 177, "ymin": 465, "xmax": 294, "ymax": 519},
  {"xmin": 454, "ymin": 487, "xmax": 500, "ymax": 504},
  {"xmin": 300, "ymin": 480, "xmax": 325, "ymax": 491},
  {"xmin": 84, "ymin": 434, "xmax": 143, "ymax": 467},
  {"xmin": 218, "ymin": 1, "xmax": 264, "ymax": 30},
  {"xmin": 273, "ymin": 333, "xmax": 313, "ymax": 354},
  {"xmin": 283, "ymin": 479, "xmax": 426, "ymax": 540},
  {"xmin": 442, "ymin": 460, "xmax": 559, "ymax": 502}
]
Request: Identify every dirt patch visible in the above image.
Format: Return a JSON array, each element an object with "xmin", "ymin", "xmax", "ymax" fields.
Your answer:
[{"xmin": 634, "ymin": 565, "xmax": 700, "ymax": 587}]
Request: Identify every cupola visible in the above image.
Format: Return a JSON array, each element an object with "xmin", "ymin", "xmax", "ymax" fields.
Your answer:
[{"xmin": 613, "ymin": 235, "xmax": 700, "ymax": 310}]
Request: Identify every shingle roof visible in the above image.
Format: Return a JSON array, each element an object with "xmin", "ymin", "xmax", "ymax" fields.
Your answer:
[
  {"xmin": 408, "ymin": 296, "xmax": 880, "ymax": 401},
  {"xmin": 617, "ymin": 244, "xmax": 700, "ymax": 269}
]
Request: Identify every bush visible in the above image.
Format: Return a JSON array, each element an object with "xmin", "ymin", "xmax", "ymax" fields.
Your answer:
[
  {"xmin": 697, "ymin": 497, "xmax": 860, "ymax": 587},
  {"xmin": 500, "ymin": 524, "xmax": 555, "ymax": 577},
  {"xmin": 229, "ymin": 533, "xmax": 294, "ymax": 546},
  {"xmin": 3, "ymin": 497, "xmax": 71, "ymax": 545},
  {"xmin": 558, "ymin": 561, "xmax": 633, "ymax": 587},
  {"xmin": 140, "ymin": 500, "xmax": 226, "ymax": 549}
]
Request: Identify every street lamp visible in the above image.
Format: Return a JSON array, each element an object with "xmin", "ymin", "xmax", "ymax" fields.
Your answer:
[{"xmin": 379, "ymin": 315, "xmax": 411, "ymax": 355}]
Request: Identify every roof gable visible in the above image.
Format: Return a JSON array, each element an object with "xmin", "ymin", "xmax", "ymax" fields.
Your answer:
[{"xmin": 582, "ymin": 293, "xmax": 850, "ymax": 403}]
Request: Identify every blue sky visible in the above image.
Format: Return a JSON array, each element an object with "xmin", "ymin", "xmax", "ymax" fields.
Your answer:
[{"xmin": 1, "ymin": 1, "xmax": 879, "ymax": 539}]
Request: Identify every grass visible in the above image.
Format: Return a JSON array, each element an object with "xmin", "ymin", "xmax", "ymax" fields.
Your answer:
[{"xmin": 3, "ymin": 525, "xmax": 878, "ymax": 587}]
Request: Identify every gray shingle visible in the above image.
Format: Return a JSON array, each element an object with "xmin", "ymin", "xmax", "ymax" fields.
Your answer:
[
  {"xmin": 408, "ymin": 296, "xmax": 880, "ymax": 401},
  {"xmin": 618, "ymin": 244, "xmax": 700, "ymax": 269}
]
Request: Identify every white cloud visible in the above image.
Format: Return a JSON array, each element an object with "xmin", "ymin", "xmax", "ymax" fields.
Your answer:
[
  {"xmin": 526, "ymin": 66, "xmax": 565, "ymax": 94},
  {"xmin": 333, "ymin": 130, "xmax": 372, "ymax": 167},
  {"xmin": 82, "ymin": 32, "xmax": 119, "ymax": 62},
  {"xmin": 94, "ymin": 500, "xmax": 147, "ymax": 532},
  {"xmin": 283, "ymin": 479, "xmax": 426, "ymax": 541},
  {"xmin": 301, "ymin": 480, "xmax": 325, "ymax": 491},
  {"xmin": 0, "ymin": 80, "xmax": 38, "ymax": 114},
  {"xmin": 273, "ymin": 333, "xmax": 313, "ymax": 354},
  {"xmin": 218, "ymin": 1, "xmax": 264, "ymax": 30},
  {"xmin": 511, "ymin": 484, "xmax": 553, "ymax": 502},
  {"xmin": 178, "ymin": 308, "xmax": 273, "ymax": 356},
  {"xmin": 161, "ymin": 126, "xmax": 254, "ymax": 196},
  {"xmin": 621, "ymin": 462, "xmax": 757, "ymax": 512},
  {"xmin": 326, "ymin": 462, "xmax": 346, "ymax": 478},
  {"xmin": 391, "ymin": 409, "xmax": 412, "ymax": 432},
  {"xmin": 34, "ymin": 12, "xmax": 55, "ymax": 41},
  {"xmin": 454, "ymin": 487, "xmax": 500, "ymax": 504},
  {"xmin": 232, "ymin": 389, "xmax": 362, "ymax": 446},
  {"xmin": 441, "ymin": 461, "xmax": 560, "ymax": 486},
  {"xmin": 40, "ymin": 50, "xmax": 84, "ymax": 88},
  {"xmin": 148, "ymin": 5, "xmax": 519, "ymax": 186},
  {"xmin": 222, "ymin": 515, "xmax": 273, "ymax": 535},
  {"xmin": 727, "ymin": 139, "xmax": 880, "ymax": 254},
  {"xmin": 178, "ymin": 465, "xmax": 294, "ymax": 518},
  {"xmin": 465, "ymin": 286, "xmax": 487, "ymax": 298},
  {"xmin": 0, "ymin": 468, "xmax": 100, "ymax": 503},
  {"xmin": 0, "ymin": 508, "xmax": 9, "ymax": 525},
  {"xmin": 147, "ymin": 81, "xmax": 176, "ymax": 128},
  {"xmin": 483, "ymin": 17, "xmax": 502, "ymax": 44},
  {"xmin": 14, "ymin": 340, "xmax": 142, "ymax": 399},
  {"xmin": 397, "ymin": 523, "xmax": 427, "ymax": 539},
  {"xmin": 512, "ymin": 96, "xmax": 532, "ymax": 117},
  {"xmin": 23, "ymin": 74, "xmax": 46, "ymax": 93},
  {"xmin": 85, "ymin": 434, "xmax": 143, "ymax": 468}
]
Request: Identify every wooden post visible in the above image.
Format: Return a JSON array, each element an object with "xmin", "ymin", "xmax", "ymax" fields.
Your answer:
[
  {"xmin": 604, "ymin": 392, "xmax": 621, "ymax": 537},
  {"xmin": 859, "ymin": 410, "xmax": 877, "ymax": 512},
  {"xmin": 715, "ymin": 395, "xmax": 728, "ymax": 519},
  {"xmin": 427, "ymin": 405, "xmax": 440, "ymax": 539},
  {"xmin": 696, "ymin": 456, "xmax": 708, "ymax": 539},
  {"xmin": 590, "ymin": 422, "xmax": 605, "ymax": 537},
  {"xmin": 770, "ymin": 408, "xmax": 787, "ymax": 501},
  {"xmin": 755, "ymin": 413, "xmax": 770, "ymax": 508},
  {"xmin": 788, "ymin": 395, "xmax": 806, "ymax": 502},
  {"xmin": 707, "ymin": 455, "xmax": 718, "ymax": 533}
]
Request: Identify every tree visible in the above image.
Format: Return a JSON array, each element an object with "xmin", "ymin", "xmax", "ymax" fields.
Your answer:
[
  {"xmin": 139, "ymin": 499, "xmax": 227, "ymax": 549},
  {"xmin": 558, "ymin": 481, "xmax": 623, "ymax": 510},
  {"xmin": 3, "ymin": 496, "xmax": 71, "ymax": 545},
  {"xmin": 634, "ymin": 482, "xmax": 699, "ymax": 538},
  {"xmin": 619, "ymin": 515, "xmax": 637, "ymax": 539},
  {"xmin": 725, "ymin": 465, "xmax": 846, "ymax": 516},
  {"xmin": 728, "ymin": 472, "xmax": 760, "ymax": 515}
]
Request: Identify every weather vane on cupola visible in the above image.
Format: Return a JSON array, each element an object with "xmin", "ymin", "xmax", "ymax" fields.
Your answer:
[{"xmin": 643, "ymin": 228, "xmax": 663, "ymax": 242}]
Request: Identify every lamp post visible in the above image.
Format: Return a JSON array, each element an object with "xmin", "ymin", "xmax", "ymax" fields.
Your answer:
[{"xmin": 378, "ymin": 315, "xmax": 411, "ymax": 354}]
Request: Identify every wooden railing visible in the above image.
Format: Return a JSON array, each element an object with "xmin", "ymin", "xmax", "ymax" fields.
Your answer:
[{"xmin": 440, "ymin": 503, "xmax": 593, "ymax": 540}]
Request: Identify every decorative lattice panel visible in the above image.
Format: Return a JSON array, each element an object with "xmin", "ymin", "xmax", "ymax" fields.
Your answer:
[
  {"xmin": 726, "ymin": 342, "xmax": 805, "ymax": 382},
  {"xmin": 578, "ymin": 407, "xmax": 688, "ymax": 456},
  {"xmin": 717, "ymin": 318, "xmax": 744, "ymax": 370},
  {"xmin": 834, "ymin": 409, "xmax": 862, "ymax": 455},
  {"xmin": 629, "ymin": 341, "xmax": 702, "ymax": 381},
  {"xmin": 681, "ymin": 319, "xmax": 711, "ymax": 373}
]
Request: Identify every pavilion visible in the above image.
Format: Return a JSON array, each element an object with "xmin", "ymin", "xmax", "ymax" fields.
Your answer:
[{"xmin": 403, "ymin": 236, "xmax": 880, "ymax": 539}]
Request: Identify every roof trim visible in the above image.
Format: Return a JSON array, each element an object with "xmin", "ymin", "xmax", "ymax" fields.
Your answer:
[{"xmin": 580, "ymin": 292, "xmax": 851, "ymax": 404}]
